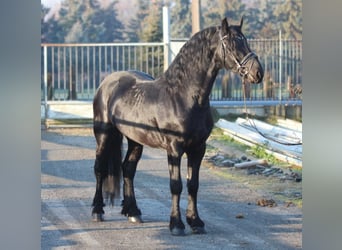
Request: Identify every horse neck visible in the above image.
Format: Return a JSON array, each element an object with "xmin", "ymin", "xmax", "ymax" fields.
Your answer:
[{"xmin": 163, "ymin": 28, "xmax": 221, "ymax": 106}]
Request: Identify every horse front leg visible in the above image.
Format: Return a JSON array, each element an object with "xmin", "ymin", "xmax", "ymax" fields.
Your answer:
[
  {"xmin": 121, "ymin": 139, "xmax": 143, "ymax": 223},
  {"xmin": 186, "ymin": 143, "xmax": 206, "ymax": 234},
  {"xmin": 167, "ymin": 152, "xmax": 185, "ymax": 236}
]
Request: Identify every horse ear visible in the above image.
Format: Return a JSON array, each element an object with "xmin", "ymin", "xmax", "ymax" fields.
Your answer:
[
  {"xmin": 221, "ymin": 17, "xmax": 230, "ymax": 34},
  {"xmin": 240, "ymin": 16, "xmax": 244, "ymax": 28}
]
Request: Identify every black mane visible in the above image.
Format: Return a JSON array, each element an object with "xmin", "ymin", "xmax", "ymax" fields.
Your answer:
[{"xmin": 163, "ymin": 27, "xmax": 219, "ymax": 87}]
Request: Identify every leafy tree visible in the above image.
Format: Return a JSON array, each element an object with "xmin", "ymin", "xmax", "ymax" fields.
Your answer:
[
  {"xmin": 59, "ymin": 0, "xmax": 104, "ymax": 43},
  {"xmin": 41, "ymin": 4, "xmax": 50, "ymax": 43},
  {"xmin": 41, "ymin": 4, "xmax": 64, "ymax": 43},
  {"xmin": 245, "ymin": 0, "xmax": 279, "ymax": 39},
  {"xmin": 100, "ymin": 1, "xmax": 124, "ymax": 42},
  {"xmin": 170, "ymin": 0, "xmax": 192, "ymax": 39},
  {"xmin": 45, "ymin": 0, "xmax": 124, "ymax": 43},
  {"xmin": 140, "ymin": 0, "xmax": 163, "ymax": 42},
  {"xmin": 274, "ymin": 0, "xmax": 302, "ymax": 39},
  {"xmin": 201, "ymin": 0, "xmax": 246, "ymax": 28},
  {"xmin": 125, "ymin": 0, "xmax": 150, "ymax": 42}
]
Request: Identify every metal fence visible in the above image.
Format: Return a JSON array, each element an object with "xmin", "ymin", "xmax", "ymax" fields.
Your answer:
[
  {"xmin": 41, "ymin": 42, "xmax": 164, "ymax": 101},
  {"xmin": 210, "ymin": 39, "xmax": 302, "ymax": 101},
  {"xmin": 41, "ymin": 39, "xmax": 302, "ymax": 103}
]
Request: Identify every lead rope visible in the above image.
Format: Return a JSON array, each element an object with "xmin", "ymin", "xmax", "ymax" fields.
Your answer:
[{"xmin": 242, "ymin": 78, "xmax": 302, "ymax": 146}]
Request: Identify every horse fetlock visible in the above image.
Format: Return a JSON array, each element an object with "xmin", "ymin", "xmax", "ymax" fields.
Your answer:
[
  {"xmin": 187, "ymin": 217, "xmax": 206, "ymax": 234},
  {"xmin": 121, "ymin": 203, "xmax": 142, "ymax": 218},
  {"xmin": 92, "ymin": 212, "xmax": 104, "ymax": 222},
  {"xmin": 186, "ymin": 216, "xmax": 205, "ymax": 231},
  {"xmin": 169, "ymin": 216, "xmax": 185, "ymax": 236}
]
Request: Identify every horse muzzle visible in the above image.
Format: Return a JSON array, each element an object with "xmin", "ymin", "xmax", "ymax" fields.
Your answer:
[{"xmin": 238, "ymin": 53, "xmax": 264, "ymax": 84}]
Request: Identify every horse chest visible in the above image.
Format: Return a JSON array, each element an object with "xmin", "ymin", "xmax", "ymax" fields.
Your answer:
[{"xmin": 182, "ymin": 110, "xmax": 213, "ymax": 144}]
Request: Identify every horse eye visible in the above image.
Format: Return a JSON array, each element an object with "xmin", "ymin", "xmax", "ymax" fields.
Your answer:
[{"xmin": 235, "ymin": 36, "xmax": 243, "ymax": 42}]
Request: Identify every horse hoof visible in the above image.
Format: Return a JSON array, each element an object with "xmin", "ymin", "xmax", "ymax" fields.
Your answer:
[
  {"xmin": 191, "ymin": 226, "xmax": 206, "ymax": 234},
  {"xmin": 128, "ymin": 215, "xmax": 143, "ymax": 223},
  {"xmin": 92, "ymin": 213, "xmax": 104, "ymax": 222},
  {"xmin": 170, "ymin": 227, "xmax": 186, "ymax": 236}
]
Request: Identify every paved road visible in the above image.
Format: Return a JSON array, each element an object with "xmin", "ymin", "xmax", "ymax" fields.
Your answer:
[{"xmin": 41, "ymin": 128, "xmax": 302, "ymax": 249}]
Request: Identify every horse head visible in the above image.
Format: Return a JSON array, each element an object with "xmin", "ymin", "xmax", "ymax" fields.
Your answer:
[{"xmin": 218, "ymin": 17, "xmax": 264, "ymax": 84}]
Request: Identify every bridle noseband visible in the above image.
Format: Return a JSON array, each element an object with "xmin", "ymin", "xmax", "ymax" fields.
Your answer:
[{"xmin": 219, "ymin": 31, "xmax": 257, "ymax": 78}]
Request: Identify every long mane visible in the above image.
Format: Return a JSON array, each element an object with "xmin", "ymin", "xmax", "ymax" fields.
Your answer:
[{"xmin": 163, "ymin": 27, "xmax": 219, "ymax": 87}]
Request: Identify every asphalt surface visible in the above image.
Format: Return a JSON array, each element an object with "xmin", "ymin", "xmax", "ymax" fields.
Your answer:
[{"xmin": 41, "ymin": 128, "xmax": 302, "ymax": 249}]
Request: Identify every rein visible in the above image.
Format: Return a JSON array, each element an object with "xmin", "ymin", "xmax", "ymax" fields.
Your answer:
[{"xmin": 242, "ymin": 78, "xmax": 302, "ymax": 146}]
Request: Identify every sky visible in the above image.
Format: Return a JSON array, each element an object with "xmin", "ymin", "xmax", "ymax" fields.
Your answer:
[{"xmin": 41, "ymin": 0, "xmax": 62, "ymax": 8}]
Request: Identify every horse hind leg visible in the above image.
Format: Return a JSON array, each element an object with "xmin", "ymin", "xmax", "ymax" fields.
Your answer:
[
  {"xmin": 102, "ymin": 129, "xmax": 122, "ymax": 207},
  {"xmin": 121, "ymin": 138, "xmax": 143, "ymax": 223},
  {"xmin": 92, "ymin": 125, "xmax": 122, "ymax": 222}
]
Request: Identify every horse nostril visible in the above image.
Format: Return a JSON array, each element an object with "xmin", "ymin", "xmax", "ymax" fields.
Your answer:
[
  {"xmin": 257, "ymin": 70, "xmax": 263, "ymax": 81},
  {"xmin": 257, "ymin": 71, "xmax": 261, "ymax": 79}
]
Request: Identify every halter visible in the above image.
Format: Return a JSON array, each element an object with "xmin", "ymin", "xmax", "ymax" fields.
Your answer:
[{"xmin": 219, "ymin": 31, "xmax": 257, "ymax": 78}]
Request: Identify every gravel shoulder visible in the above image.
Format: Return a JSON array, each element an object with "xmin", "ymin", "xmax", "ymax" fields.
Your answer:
[{"xmin": 205, "ymin": 135, "xmax": 302, "ymax": 208}]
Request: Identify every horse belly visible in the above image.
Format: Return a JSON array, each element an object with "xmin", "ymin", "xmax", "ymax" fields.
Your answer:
[
  {"xmin": 110, "ymin": 102, "xmax": 169, "ymax": 149},
  {"xmin": 115, "ymin": 120, "xmax": 169, "ymax": 149}
]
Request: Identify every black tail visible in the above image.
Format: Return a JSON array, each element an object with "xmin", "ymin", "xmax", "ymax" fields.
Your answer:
[{"xmin": 102, "ymin": 127, "xmax": 123, "ymax": 206}]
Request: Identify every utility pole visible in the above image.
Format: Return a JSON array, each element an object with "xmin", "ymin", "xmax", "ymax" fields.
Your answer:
[
  {"xmin": 163, "ymin": 6, "xmax": 171, "ymax": 71},
  {"xmin": 192, "ymin": 0, "xmax": 201, "ymax": 35}
]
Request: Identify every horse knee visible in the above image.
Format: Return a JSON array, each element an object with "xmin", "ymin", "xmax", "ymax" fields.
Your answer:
[
  {"xmin": 170, "ymin": 180, "xmax": 183, "ymax": 195},
  {"xmin": 187, "ymin": 179, "xmax": 199, "ymax": 195}
]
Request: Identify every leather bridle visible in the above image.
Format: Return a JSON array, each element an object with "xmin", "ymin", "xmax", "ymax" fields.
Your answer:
[{"xmin": 219, "ymin": 30, "xmax": 257, "ymax": 78}]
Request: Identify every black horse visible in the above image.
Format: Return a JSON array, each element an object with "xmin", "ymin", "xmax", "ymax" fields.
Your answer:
[{"xmin": 91, "ymin": 17, "xmax": 263, "ymax": 236}]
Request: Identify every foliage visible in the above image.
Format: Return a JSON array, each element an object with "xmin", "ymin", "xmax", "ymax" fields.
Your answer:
[
  {"xmin": 201, "ymin": 0, "xmax": 246, "ymax": 28},
  {"xmin": 210, "ymin": 127, "xmax": 250, "ymax": 152},
  {"xmin": 273, "ymin": 0, "xmax": 302, "ymax": 39},
  {"xmin": 125, "ymin": 0, "xmax": 164, "ymax": 42},
  {"xmin": 170, "ymin": 0, "xmax": 192, "ymax": 38},
  {"xmin": 42, "ymin": 0, "xmax": 124, "ymax": 43},
  {"xmin": 139, "ymin": 0, "xmax": 163, "ymax": 42},
  {"xmin": 125, "ymin": 0, "xmax": 149, "ymax": 42},
  {"xmin": 250, "ymin": 145, "xmax": 280, "ymax": 165},
  {"xmin": 41, "ymin": 0, "xmax": 302, "ymax": 43}
]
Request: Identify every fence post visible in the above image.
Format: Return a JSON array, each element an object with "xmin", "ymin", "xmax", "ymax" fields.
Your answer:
[
  {"xmin": 43, "ymin": 45, "xmax": 48, "ymax": 121},
  {"xmin": 191, "ymin": 0, "xmax": 201, "ymax": 35},
  {"xmin": 163, "ymin": 6, "xmax": 171, "ymax": 71},
  {"xmin": 279, "ymin": 30, "xmax": 282, "ymax": 101}
]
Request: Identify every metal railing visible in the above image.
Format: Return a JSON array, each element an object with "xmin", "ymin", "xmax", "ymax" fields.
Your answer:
[
  {"xmin": 41, "ymin": 39, "xmax": 302, "ymax": 104},
  {"xmin": 210, "ymin": 39, "xmax": 302, "ymax": 102},
  {"xmin": 41, "ymin": 42, "xmax": 164, "ymax": 101}
]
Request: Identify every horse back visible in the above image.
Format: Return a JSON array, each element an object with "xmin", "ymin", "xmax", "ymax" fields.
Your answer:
[{"xmin": 93, "ymin": 71, "xmax": 154, "ymax": 127}]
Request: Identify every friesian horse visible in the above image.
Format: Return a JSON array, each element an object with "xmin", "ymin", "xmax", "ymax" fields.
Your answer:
[{"xmin": 91, "ymin": 17, "xmax": 264, "ymax": 236}]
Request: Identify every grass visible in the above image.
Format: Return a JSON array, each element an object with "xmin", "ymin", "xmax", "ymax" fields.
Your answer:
[
  {"xmin": 43, "ymin": 118, "xmax": 93, "ymax": 127},
  {"xmin": 209, "ymin": 127, "xmax": 250, "ymax": 152},
  {"xmin": 249, "ymin": 145, "xmax": 281, "ymax": 165}
]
